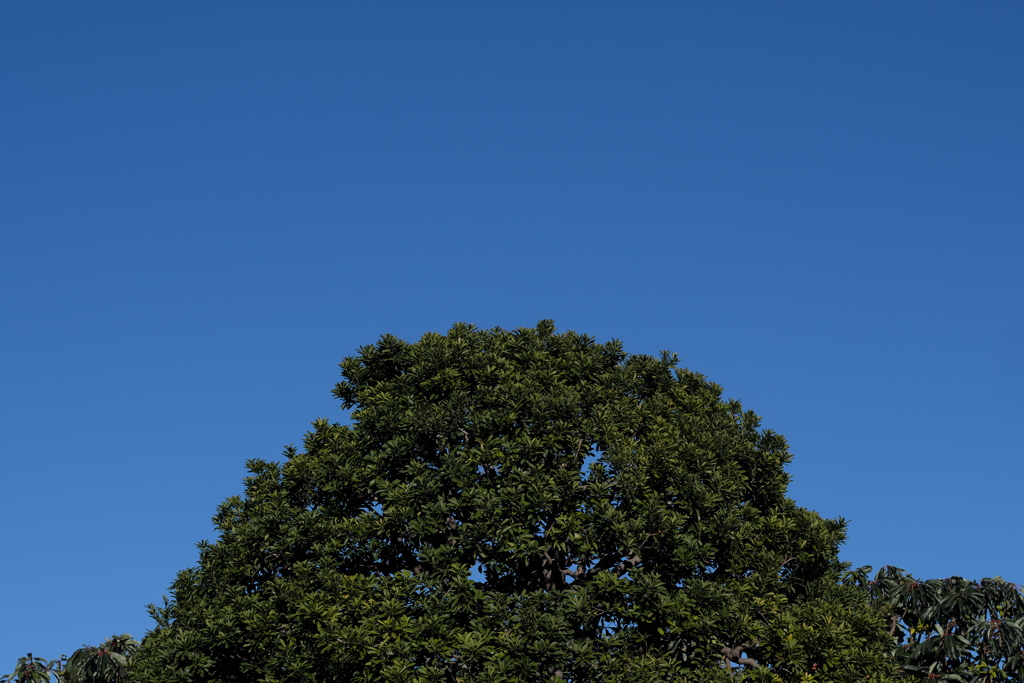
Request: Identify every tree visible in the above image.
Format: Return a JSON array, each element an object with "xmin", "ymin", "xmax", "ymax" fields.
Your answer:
[
  {"xmin": 63, "ymin": 634, "xmax": 138, "ymax": 683},
  {"xmin": 0, "ymin": 655, "xmax": 63, "ymax": 683},
  {"xmin": 134, "ymin": 321, "xmax": 897, "ymax": 682},
  {"xmin": 1, "ymin": 635, "xmax": 137, "ymax": 683},
  {"xmin": 844, "ymin": 566, "xmax": 1024, "ymax": 682}
]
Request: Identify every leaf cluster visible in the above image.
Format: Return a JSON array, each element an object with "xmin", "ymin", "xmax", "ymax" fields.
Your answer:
[
  {"xmin": 844, "ymin": 566, "xmax": 1024, "ymax": 682},
  {"xmin": 63, "ymin": 635, "xmax": 138, "ymax": 683},
  {"xmin": 1, "ymin": 635, "xmax": 138, "ymax": 683},
  {"xmin": 1, "ymin": 655, "xmax": 63, "ymax": 683}
]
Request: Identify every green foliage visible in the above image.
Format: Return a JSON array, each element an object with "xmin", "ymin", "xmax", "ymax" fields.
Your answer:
[
  {"xmin": 1, "ymin": 635, "xmax": 139, "ymax": 683},
  {"xmin": 844, "ymin": 566, "xmax": 1024, "ymax": 682},
  {"xmin": 134, "ymin": 321, "xmax": 898, "ymax": 682},
  {"xmin": 1, "ymin": 655, "xmax": 63, "ymax": 683},
  {"xmin": 63, "ymin": 635, "xmax": 138, "ymax": 683}
]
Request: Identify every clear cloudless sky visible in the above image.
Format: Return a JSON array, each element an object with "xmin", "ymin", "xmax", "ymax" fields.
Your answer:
[{"xmin": 2, "ymin": 0, "xmax": 1021, "ymax": 666}]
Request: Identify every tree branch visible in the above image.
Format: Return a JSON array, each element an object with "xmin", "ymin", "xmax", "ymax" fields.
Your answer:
[
  {"xmin": 566, "ymin": 552, "xmax": 643, "ymax": 581},
  {"xmin": 720, "ymin": 641, "xmax": 759, "ymax": 668}
]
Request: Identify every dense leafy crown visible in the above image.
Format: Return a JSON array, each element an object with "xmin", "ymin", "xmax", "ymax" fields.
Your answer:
[{"xmin": 134, "ymin": 322, "xmax": 896, "ymax": 682}]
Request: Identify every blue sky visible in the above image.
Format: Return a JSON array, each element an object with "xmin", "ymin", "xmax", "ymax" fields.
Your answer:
[{"xmin": 2, "ymin": 1, "xmax": 1021, "ymax": 667}]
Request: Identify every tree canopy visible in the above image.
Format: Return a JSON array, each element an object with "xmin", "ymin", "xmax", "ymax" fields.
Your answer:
[{"xmin": 133, "ymin": 321, "xmax": 898, "ymax": 682}]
